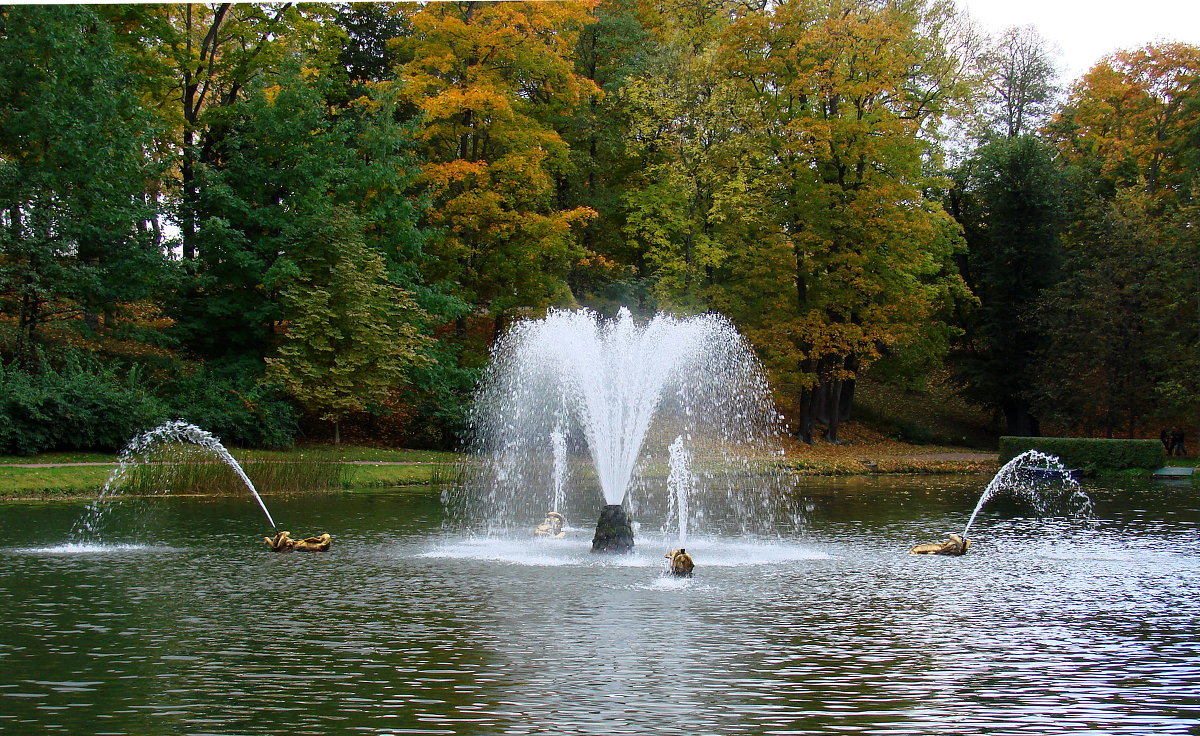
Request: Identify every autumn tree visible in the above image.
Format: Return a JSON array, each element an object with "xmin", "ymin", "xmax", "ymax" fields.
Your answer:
[
  {"xmin": 1052, "ymin": 43, "xmax": 1200, "ymax": 201},
  {"xmin": 400, "ymin": 1, "xmax": 599, "ymax": 333},
  {"xmin": 711, "ymin": 0, "xmax": 972, "ymax": 443}
]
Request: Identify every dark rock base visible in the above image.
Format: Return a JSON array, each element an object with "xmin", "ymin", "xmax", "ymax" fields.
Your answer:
[{"xmin": 591, "ymin": 504, "xmax": 634, "ymax": 553}]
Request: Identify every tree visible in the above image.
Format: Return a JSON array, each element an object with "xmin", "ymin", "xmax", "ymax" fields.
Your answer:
[
  {"xmin": 951, "ymin": 135, "xmax": 1065, "ymax": 436},
  {"xmin": 619, "ymin": 0, "xmax": 742, "ymax": 312},
  {"xmin": 0, "ymin": 5, "xmax": 164, "ymax": 366},
  {"xmin": 1040, "ymin": 43, "xmax": 1200, "ymax": 436},
  {"xmin": 172, "ymin": 55, "xmax": 428, "ymax": 363},
  {"xmin": 401, "ymin": 1, "xmax": 599, "ymax": 332},
  {"xmin": 559, "ymin": 0, "xmax": 656, "ymax": 309},
  {"xmin": 710, "ymin": 0, "xmax": 971, "ymax": 443},
  {"xmin": 266, "ymin": 208, "xmax": 429, "ymax": 444},
  {"xmin": 1051, "ymin": 43, "xmax": 1200, "ymax": 201},
  {"xmin": 1034, "ymin": 189, "xmax": 1196, "ymax": 437},
  {"xmin": 976, "ymin": 25, "xmax": 1059, "ymax": 139}
]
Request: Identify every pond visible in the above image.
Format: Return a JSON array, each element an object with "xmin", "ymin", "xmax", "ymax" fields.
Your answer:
[{"xmin": 2, "ymin": 475, "xmax": 1199, "ymax": 735}]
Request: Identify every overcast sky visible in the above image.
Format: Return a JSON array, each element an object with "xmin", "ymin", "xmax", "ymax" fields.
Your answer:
[{"xmin": 955, "ymin": 0, "xmax": 1200, "ymax": 84}]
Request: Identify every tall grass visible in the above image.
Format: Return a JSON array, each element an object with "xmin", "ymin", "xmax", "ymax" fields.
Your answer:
[
  {"xmin": 428, "ymin": 461, "xmax": 467, "ymax": 488},
  {"xmin": 121, "ymin": 444, "xmax": 350, "ymax": 496}
]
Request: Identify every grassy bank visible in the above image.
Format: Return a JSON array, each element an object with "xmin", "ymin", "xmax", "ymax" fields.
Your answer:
[
  {"xmin": 0, "ymin": 426, "xmax": 997, "ymax": 499},
  {"xmin": 0, "ymin": 445, "xmax": 460, "ymax": 498}
]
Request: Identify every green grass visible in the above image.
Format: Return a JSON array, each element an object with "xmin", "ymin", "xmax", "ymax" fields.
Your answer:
[
  {"xmin": 0, "ymin": 465, "xmax": 116, "ymax": 495},
  {"xmin": 0, "ymin": 445, "xmax": 460, "ymax": 497},
  {"xmin": 235, "ymin": 445, "xmax": 459, "ymax": 464},
  {"xmin": 0, "ymin": 451, "xmax": 118, "ymax": 465}
]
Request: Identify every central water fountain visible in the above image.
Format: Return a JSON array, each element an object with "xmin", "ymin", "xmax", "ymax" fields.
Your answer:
[{"xmin": 451, "ymin": 308, "xmax": 785, "ymax": 551}]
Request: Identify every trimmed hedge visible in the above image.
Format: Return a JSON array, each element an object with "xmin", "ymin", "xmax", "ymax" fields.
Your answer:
[{"xmin": 999, "ymin": 436, "xmax": 1165, "ymax": 473}]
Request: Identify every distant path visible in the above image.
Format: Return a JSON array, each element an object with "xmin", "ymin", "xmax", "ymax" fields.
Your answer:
[
  {"xmin": 6, "ymin": 462, "xmax": 117, "ymax": 468},
  {"xmin": 897, "ymin": 452, "xmax": 998, "ymax": 462}
]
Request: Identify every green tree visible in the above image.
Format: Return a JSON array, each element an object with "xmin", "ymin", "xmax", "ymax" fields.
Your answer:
[
  {"xmin": 266, "ymin": 208, "xmax": 430, "ymax": 444},
  {"xmin": 0, "ymin": 5, "xmax": 164, "ymax": 366},
  {"xmin": 620, "ymin": 0, "xmax": 741, "ymax": 313},
  {"xmin": 173, "ymin": 59, "xmax": 426, "ymax": 365},
  {"xmin": 559, "ymin": 0, "xmax": 656, "ymax": 309},
  {"xmin": 1041, "ymin": 44, "xmax": 1200, "ymax": 436},
  {"xmin": 1034, "ymin": 190, "xmax": 1196, "ymax": 437},
  {"xmin": 951, "ymin": 135, "xmax": 1065, "ymax": 435}
]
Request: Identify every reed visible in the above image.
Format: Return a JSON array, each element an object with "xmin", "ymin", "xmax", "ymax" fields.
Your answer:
[
  {"xmin": 428, "ymin": 461, "xmax": 467, "ymax": 488},
  {"xmin": 121, "ymin": 444, "xmax": 349, "ymax": 496}
]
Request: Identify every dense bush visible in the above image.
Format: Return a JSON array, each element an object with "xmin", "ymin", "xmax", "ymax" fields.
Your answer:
[
  {"xmin": 164, "ymin": 369, "xmax": 298, "ymax": 450},
  {"xmin": 0, "ymin": 357, "xmax": 300, "ymax": 455},
  {"xmin": 998, "ymin": 436, "xmax": 1165, "ymax": 473},
  {"xmin": 0, "ymin": 358, "xmax": 168, "ymax": 455}
]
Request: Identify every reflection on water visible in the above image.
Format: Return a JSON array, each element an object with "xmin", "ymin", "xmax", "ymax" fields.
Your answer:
[{"xmin": 2, "ymin": 477, "xmax": 1199, "ymax": 735}]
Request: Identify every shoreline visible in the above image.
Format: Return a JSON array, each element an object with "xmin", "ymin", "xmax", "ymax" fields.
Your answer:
[{"xmin": 0, "ymin": 449, "xmax": 998, "ymax": 500}]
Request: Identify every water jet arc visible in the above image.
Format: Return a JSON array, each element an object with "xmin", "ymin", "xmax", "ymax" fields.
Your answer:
[{"xmin": 72, "ymin": 420, "xmax": 277, "ymax": 542}]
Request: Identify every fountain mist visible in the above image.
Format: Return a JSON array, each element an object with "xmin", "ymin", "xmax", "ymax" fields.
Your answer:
[
  {"xmin": 450, "ymin": 308, "xmax": 785, "ymax": 541},
  {"xmin": 72, "ymin": 420, "xmax": 276, "ymax": 541}
]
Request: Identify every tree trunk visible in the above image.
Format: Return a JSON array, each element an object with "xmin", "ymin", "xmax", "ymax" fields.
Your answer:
[
  {"xmin": 795, "ymin": 388, "xmax": 815, "ymax": 444},
  {"xmin": 1003, "ymin": 398, "xmax": 1040, "ymax": 436}
]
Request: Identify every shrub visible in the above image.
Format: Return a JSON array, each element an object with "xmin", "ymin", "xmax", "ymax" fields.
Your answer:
[
  {"xmin": 0, "ymin": 357, "xmax": 168, "ymax": 455},
  {"xmin": 165, "ymin": 370, "xmax": 298, "ymax": 450},
  {"xmin": 998, "ymin": 436, "xmax": 1165, "ymax": 473}
]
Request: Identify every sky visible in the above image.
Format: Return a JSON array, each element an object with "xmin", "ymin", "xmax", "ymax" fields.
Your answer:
[{"xmin": 956, "ymin": 0, "xmax": 1200, "ymax": 84}]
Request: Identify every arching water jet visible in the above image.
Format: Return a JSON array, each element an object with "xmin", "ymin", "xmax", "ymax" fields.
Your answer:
[
  {"xmin": 962, "ymin": 449, "xmax": 1089, "ymax": 539},
  {"xmin": 911, "ymin": 449, "xmax": 1093, "ymax": 555},
  {"xmin": 72, "ymin": 420, "xmax": 276, "ymax": 543}
]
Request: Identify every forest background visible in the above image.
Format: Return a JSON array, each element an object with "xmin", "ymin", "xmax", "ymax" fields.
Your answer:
[{"xmin": 0, "ymin": 0, "xmax": 1196, "ymax": 455}]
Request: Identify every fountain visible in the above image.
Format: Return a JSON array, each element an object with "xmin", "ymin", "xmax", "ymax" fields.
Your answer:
[
  {"xmin": 667, "ymin": 435, "xmax": 693, "ymax": 545},
  {"xmin": 550, "ymin": 425, "xmax": 568, "ymax": 514},
  {"xmin": 961, "ymin": 449, "xmax": 1090, "ymax": 539},
  {"xmin": 72, "ymin": 420, "xmax": 277, "ymax": 542},
  {"xmin": 913, "ymin": 449, "xmax": 1093, "ymax": 554},
  {"xmin": 452, "ymin": 307, "xmax": 784, "ymax": 551}
]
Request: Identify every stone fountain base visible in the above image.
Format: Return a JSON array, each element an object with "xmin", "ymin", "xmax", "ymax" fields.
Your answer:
[{"xmin": 592, "ymin": 504, "xmax": 634, "ymax": 553}]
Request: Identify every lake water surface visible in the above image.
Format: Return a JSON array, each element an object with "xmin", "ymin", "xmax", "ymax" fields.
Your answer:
[{"xmin": 2, "ymin": 475, "xmax": 1198, "ymax": 735}]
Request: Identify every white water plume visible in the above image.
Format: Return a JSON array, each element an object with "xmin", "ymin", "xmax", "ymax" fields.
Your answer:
[
  {"xmin": 962, "ymin": 449, "xmax": 1092, "ymax": 538},
  {"xmin": 452, "ymin": 308, "xmax": 785, "ymax": 536},
  {"xmin": 667, "ymin": 435, "xmax": 693, "ymax": 544}
]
